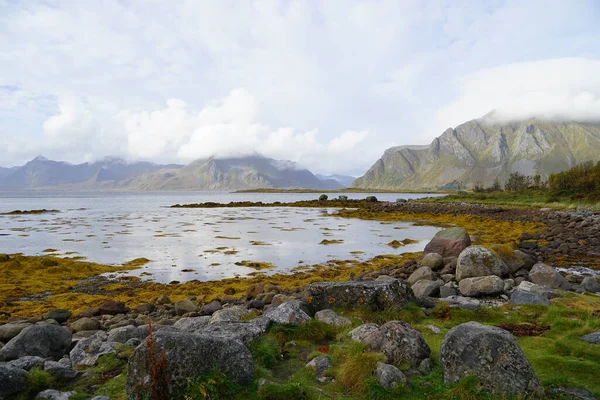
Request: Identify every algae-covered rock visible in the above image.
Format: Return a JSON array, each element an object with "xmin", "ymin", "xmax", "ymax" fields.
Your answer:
[
  {"xmin": 440, "ymin": 322, "xmax": 543, "ymax": 397},
  {"xmin": 0, "ymin": 325, "xmax": 72, "ymax": 361},
  {"xmin": 423, "ymin": 227, "xmax": 471, "ymax": 258},
  {"xmin": 126, "ymin": 330, "xmax": 254, "ymax": 399},
  {"xmin": 305, "ymin": 279, "xmax": 413, "ymax": 311},
  {"xmin": 456, "ymin": 246, "xmax": 509, "ymax": 281}
]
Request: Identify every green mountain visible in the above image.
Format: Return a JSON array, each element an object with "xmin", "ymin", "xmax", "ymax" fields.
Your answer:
[{"xmin": 352, "ymin": 117, "xmax": 600, "ymax": 190}]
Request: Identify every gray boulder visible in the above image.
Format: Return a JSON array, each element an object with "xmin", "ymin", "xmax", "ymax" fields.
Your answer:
[
  {"xmin": 0, "ymin": 364, "xmax": 27, "ymax": 399},
  {"xmin": 362, "ymin": 321, "xmax": 430, "ymax": 369},
  {"xmin": 411, "ymin": 279, "xmax": 443, "ymax": 297},
  {"xmin": 70, "ymin": 317, "xmax": 101, "ymax": 332},
  {"xmin": 45, "ymin": 309, "xmax": 71, "ymax": 324},
  {"xmin": 7, "ymin": 355, "xmax": 46, "ymax": 371},
  {"xmin": 127, "ymin": 330, "xmax": 253, "ymax": 399},
  {"xmin": 198, "ymin": 318, "xmax": 272, "ymax": 345},
  {"xmin": 456, "ymin": 246, "xmax": 509, "ymax": 281},
  {"xmin": 529, "ymin": 263, "xmax": 571, "ymax": 290},
  {"xmin": 172, "ymin": 316, "xmax": 211, "ymax": 332},
  {"xmin": 305, "ymin": 279, "xmax": 413, "ymax": 311},
  {"xmin": 549, "ymin": 387, "xmax": 598, "ymax": 400},
  {"xmin": 200, "ymin": 300, "xmax": 222, "ymax": 316},
  {"xmin": 0, "ymin": 322, "xmax": 32, "ymax": 342},
  {"xmin": 0, "ymin": 325, "xmax": 72, "ymax": 361},
  {"xmin": 70, "ymin": 332, "xmax": 118, "ymax": 366},
  {"xmin": 420, "ymin": 253, "xmax": 443, "ymax": 270},
  {"xmin": 423, "ymin": 227, "xmax": 471, "ymax": 258},
  {"xmin": 347, "ymin": 323, "xmax": 380, "ymax": 342},
  {"xmin": 315, "ymin": 309, "xmax": 351, "ymax": 326},
  {"xmin": 579, "ymin": 331, "xmax": 600, "ymax": 344},
  {"xmin": 581, "ymin": 277, "xmax": 600, "ymax": 293},
  {"xmin": 374, "ymin": 362, "xmax": 407, "ymax": 389},
  {"xmin": 510, "ymin": 290, "xmax": 551, "ymax": 305},
  {"xmin": 458, "ymin": 275, "xmax": 504, "ymax": 297},
  {"xmin": 174, "ymin": 299, "xmax": 198, "ymax": 315},
  {"xmin": 306, "ymin": 355, "xmax": 333, "ymax": 377},
  {"xmin": 209, "ymin": 306, "xmax": 251, "ymax": 323},
  {"xmin": 407, "ymin": 266, "xmax": 435, "ymax": 285},
  {"xmin": 440, "ymin": 321, "xmax": 543, "ymax": 397},
  {"xmin": 107, "ymin": 325, "xmax": 149, "ymax": 343},
  {"xmin": 264, "ymin": 301, "xmax": 311, "ymax": 325},
  {"xmin": 43, "ymin": 360, "xmax": 78, "ymax": 381},
  {"xmin": 35, "ymin": 389, "xmax": 75, "ymax": 399},
  {"xmin": 489, "ymin": 245, "xmax": 525, "ymax": 273}
]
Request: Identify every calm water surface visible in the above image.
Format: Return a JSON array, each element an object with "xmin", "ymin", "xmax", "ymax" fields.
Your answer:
[{"xmin": 0, "ymin": 191, "xmax": 444, "ymax": 283}]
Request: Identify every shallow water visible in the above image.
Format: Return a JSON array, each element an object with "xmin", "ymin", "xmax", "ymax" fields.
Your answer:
[{"xmin": 0, "ymin": 191, "xmax": 443, "ymax": 283}]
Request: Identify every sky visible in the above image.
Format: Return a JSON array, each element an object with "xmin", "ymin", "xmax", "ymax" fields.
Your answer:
[{"xmin": 1, "ymin": 0, "xmax": 600, "ymax": 175}]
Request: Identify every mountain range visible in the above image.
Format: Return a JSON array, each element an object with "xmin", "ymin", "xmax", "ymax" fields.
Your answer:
[
  {"xmin": 352, "ymin": 117, "xmax": 600, "ymax": 190},
  {"xmin": 0, "ymin": 155, "xmax": 349, "ymax": 191}
]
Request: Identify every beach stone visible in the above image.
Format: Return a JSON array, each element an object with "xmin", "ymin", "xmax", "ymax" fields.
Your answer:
[
  {"xmin": 209, "ymin": 306, "xmax": 250, "ymax": 324},
  {"xmin": 70, "ymin": 332, "xmax": 118, "ymax": 366},
  {"xmin": 315, "ymin": 309, "xmax": 351, "ymax": 326},
  {"xmin": 107, "ymin": 325, "xmax": 149, "ymax": 343},
  {"xmin": 374, "ymin": 362, "xmax": 407, "ymax": 389},
  {"xmin": 127, "ymin": 330, "xmax": 253, "ymax": 399},
  {"xmin": 174, "ymin": 299, "xmax": 198, "ymax": 315},
  {"xmin": 440, "ymin": 321, "xmax": 543, "ymax": 397},
  {"xmin": 156, "ymin": 295, "xmax": 171, "ymax": 305},
  {"xmin": 0, "ymin": 364, "xmax": 27, "ymax": 399},
  {"xmin": 579, "ymin": 331, "xmax": 600, "ymax": 344},
  {"xmin": 247, "ymin": 299, "xmax": 265, "ymax": 309},
  {"xmin": 407, "ymin": 266, "xmax": 435, "ymax": 285},
  {"xmin": 7, "ymin": 355, "xmax": 46, "ymax": 371},
  {"xmin": 306, "ymin": 355, "xmax": 333, "ymax": 377},
  {"xmin": 420, "ymin": 253, "xmax": 444, "ymax": 270},
  {"xmin": 200, "ymin": 300, "xmax": 222, "ymax": 316},
  {"xmin": 78, "ymin": 307, "xmax": 100, "ymax": 318},
  {"xmin": 0, "ymin": 322, "xmax": 32, "ymax": 341},
  {"xmin": 172, "ymin": 316, "xmax": 211, "ymax": 332},
  {"xmin": 423, "ymin": 227, "xmax": 471, "ymax": 258},
  {"xmin": 411, "ymin": 279, "xmax": 443, "ymax": 297},
  {"xmin": 516, "ymin": 281, "xmax": 560, "ymax": 298},
  {"xmin": 361, "ymin": 321, "xmax": 431, "ymax": 369},
  {"xmin": 70, "ymin": 317, "xmax": 101, "ymax": 332},
  {"xmin": 439, "ymin": 286, "xmax": 458, "ymax": 298},
  {"xmin": 45, "ymin": 309, "xmax": 71, "ymax": 324},
  {"xmin": 581, "ymin": 277, "xmax": 600, "ymax": 293},
  {"xmin": 458, "ymin": 275, "xmax": 504, "ymax": 297},
  {"xmin": 347, "ymin": 323, "xmax": 380, "ymax": 342},
  {"xmin": 134, "ymin": 303, "xmax": 156, "ymax": 313},
  {"xmin": 490, "ymin": 245, "xmax": 525, "ymax": 273},
  {"xmin": 43, "ymin": 360, "xmax": 78, "ymax": 381},
  {"xmin": 98, "ymin": 301, "xmax": 129, "ymax": 315},
  {"xmin": 456, "ymin": 246, "xmax": 509, "ymax": 281},
  {"xmin": 0, "ymin": 325, "xmax": 72, "ymax": 361},
  {"xmin": 305, "ymin": 279, "xmax": 413, "ymax": 311},
  {"xmin": 264, "ymin": 301, "xmax": 311, "ymax": 325},
  {"xmin": 529, "ymin": 263, "xmax": 571, "ymax": 290},
  {"xmin": 35, "ymin": 389, "xmax": 75, "ymax": 399},
  {"xmin": 197, "ymin": 318, "xmax": 271, "ymax": 345},
  {"xmin": 510, "ymin": 290, "xmax": 550, "ymax": 305},
  {"xmin": 245, "ymin": 284, "xmax": 264, "ymax": 298}
]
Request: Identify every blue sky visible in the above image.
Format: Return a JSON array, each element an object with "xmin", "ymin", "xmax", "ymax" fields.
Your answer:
[{"xmin": 1, "ymin": 0, "xmax": 600, "ymax": 174}]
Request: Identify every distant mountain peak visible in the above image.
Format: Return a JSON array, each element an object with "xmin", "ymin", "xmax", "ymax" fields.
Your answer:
[{"xmin": 32, "ymin": 155, "xmax": 49, "ymax": 162}]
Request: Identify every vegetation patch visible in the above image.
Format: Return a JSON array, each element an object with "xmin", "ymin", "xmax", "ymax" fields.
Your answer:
[
  {"xmin": 319, "ymin": 239, "xmax": 344, "ymax": 245},
  {"xmin": 1, "ymin": 209, "xmax": 60, "ymax": 215}
]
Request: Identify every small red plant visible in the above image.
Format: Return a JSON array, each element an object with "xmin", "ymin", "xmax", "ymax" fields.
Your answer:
[
  {"xmin": 146, "ymin": 321, "xmax": 170, "ymax": 400},
  {"xmin": 317, "ymin": 345, "xmax": 330, "ymax": 353}
]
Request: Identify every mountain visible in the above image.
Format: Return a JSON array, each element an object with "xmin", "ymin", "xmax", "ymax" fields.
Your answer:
[
  {"xmin": 123, "ymin": 155, "xmax": 343, "ymax": 190},
  {"xmin": 315, "ymin": 173, "xmax": 356, "ymax": 188},
  {"xmin": 352, "ymin": 117, "xmax": 600, "ymax": 190},
  {"xmin": 0, "ymin": 156, "xmax": 183, "ymax": 190}
]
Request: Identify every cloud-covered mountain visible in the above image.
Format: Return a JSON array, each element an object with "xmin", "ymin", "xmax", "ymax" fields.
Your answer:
[
  {"xmin": 315, "ymin": 173, "xmax": 356, "ymax": 188},
  {"xmin": 352, "ymin": 118, "xmax": 600, "ymax": 190}
]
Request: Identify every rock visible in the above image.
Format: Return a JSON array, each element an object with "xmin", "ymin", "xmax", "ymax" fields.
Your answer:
[
  {"xmin": 134, "ymin": 303, "xmax": 156, "ymax": 313},
  {"xmin": 107, "ymin": 325, "xmax": 149, "ymax": 343},
  {"xmin": 529, "ymin": 263, "xmax": 571, "ymax": 290},
  {"xmin": 407, "ymin": 266, "xmax": 436, "ymax": 285},
  {"xmin": 0, "ymin": 322, "xmax": 32, "ymax": 341},
  {"xmin": 306, "ymin": 279, "xmax": 413, "ymax": 311},
  {"xmin": 514, "ymin": 250, "xmax": 536, "ymax": 270},
  {"xmin": 306, "ymin": 355, "xmax": 333, "ymax": 377},
  {"xmin": 172, "ymin": 316, "xmax": 211, "ymax": 332},
  {"xmin": 375, "ymin": 275, "xmax": 394, "ymax": 281},
  {"xmin": 439, "ymin": 286, "xmax": 457, "ymax": 298},
  {"xmin": 458, "ymin": 275, "xmax": 504, "ymax": 297},
  {"xmin": 374, "ymin": 362, "xmax": 407, "ymax": 389},
  {"xmin": 174, "ymin": 299, "xmax": 198, "ymax": 315},
  {"xmin": 90, "ymin": 397, "xmax": 110, "ymax": 400},
  {"xmin": 98, "ymin": 301, "xmax": 129, "ymax": 315},
  {"xmin": 0, "ymin": 325, "xmax": 72, "ymax": 361},
  {"xmin": 198, "ymin": 318, "xmax": 271, "ymax": 345},
  {"xmin": 510, "ymin": 290, "xmax": 551, "ymax": 305},
  {"xmin": 245, "ymin": 284, "xmax": 264, "ymax": 298},
  {"xmin": 423, "ymin": 227, "xmax": 471, "ymax": 258},
  {"xmin": 581, "ymin": 277, "xmax": 600, "ymax": 293},
  {"xmin": 70, "ymin": 332, "xmax": 118, "ymax": 366},
  {"xmin": 126, "ymin": 330, "xmax": 253, "ymax": 399},
  {"xmin": 420, "ymin": 253, "xmax": 444, "ymax": 270},
  {"xmin": 0, "ymin": 364, "xmax": 27, "ymax": 399},
  {"xmin": 77, "ymin": 307, "xmax": 100, "ymax": 318},
  {"xmin": 264, "ymin": 301, "xmax": 311, "ymax": 325},
  {"xmin": 247, "ymin": 299, "xmax": 265, "ymax": 309},
  {"xmin": 43, "ymin": 360, "xmax": 78, "ymax": 380},
  {"xmin": 35, "ymin": 389, "xmax": 75, "ymax": 399},
  {"xmin": 411, "ymin": 279, "xmax": 443, "ymax": 297},
  {"xmin": 361, "ymin": 321, "xmax": 430, "ymax": 368},
  {"xmin": 579, "ymin": 331, "xmax": 600, "ymax": 344},
  {"xmin": 156, "ymin": 295, "xmax": 172, "ymax": 305},
  {"xmin": 200, "ymin": 300, "xmax": 222, "ymax": 316},
  {"xmin": 516, "ymin": 281, "xmax": 560, "ymax": 298},
  {"xmin": 440, "ymin": 321, "xmax": 543, "ymax": 397},
  {"xmin": 490, "ymin": 244, "xmax": 525, "ymax": 273},
  {"xmin": 438, "ymin": 295, "xmax": 481, "ymax": 311},
  {"xmin": 425, "ymin": 324, "xmax": 441, "ymax": 334},
  {"xmin": 45, "ymin": 309, "xmax": 71, "ymax": 324},
  {"xmin": 549, "ymin": 388, "xmax": 598, "ymax": 400},
  {"xmin": 456, "ymin": 246, "xmax": 509, "ymax": 281},
  {"xmin": 347, "ymin": 323, "xmax": 380, "ymax": 342},
  {"xmin": 7, "ymin": 355, "xmax": 46, "ymax": 371},
  {"xmin": 418, "ymin": 358, "xmax": 433, "ymax": 374},
  {"xmin": 314, "ymin": 309, "xmax": 351, "ymax": 326},
  {"xmin": 209, "ymin": 306, "xmax": 250, "ymax": 323},
  {"xmin": 70, "ymin": 317, "xmax": 101, "ymax": 332}
]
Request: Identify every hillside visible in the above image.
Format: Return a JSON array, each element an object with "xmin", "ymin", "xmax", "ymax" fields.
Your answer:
[{"xmin": 352, "ymin": 117, "xmax": 600, "ymax": 190}]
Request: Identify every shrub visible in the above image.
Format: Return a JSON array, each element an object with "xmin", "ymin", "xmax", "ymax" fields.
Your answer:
[
  {"xmin": 318, "ymin": 194, "xmax": 328, "ymax": 201},
  {"xmin": 249, "ymin": 337, "xmax": 281, "ymax": 369},
  {"xmin": 185, "ymin": 370, "xmax": 240, "ymax": 400},
  {"xmin": 26, "ymin": 368, "xmax": 55, "ymax": 394}
]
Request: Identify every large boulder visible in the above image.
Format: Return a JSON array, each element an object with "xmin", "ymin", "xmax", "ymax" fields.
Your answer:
[
  {"xmin": 126, "ymin": 330, "xmax": 253, "ymax": 399},
  {"xmin": 0, "ymin": 364, "xmax": 27, "ymax": 399},
  {"xmin": 440, "ymin": 322, "xmax": 543, "ymax": 397},
  {"xmin": 209, "ymin": 306, "xmax": 251, "ymax": 323},
  {"xmin": 423, "ymin": 227, "xmax": 471, "ymax": 258},
  {"xmin": 107, "ymin": 325, "xmax": 149, "ymax": 343},
  {"xmin": 172, "ymin": 316, "xmax": 211, "ymax": 332},
  {"xmin": 197, "ymin": 318, "xmax": 272, "ymax": 345},
  {"xmin": 529, "ymin": 263, "xmax": 571, "ymax": 290},
  {"xmin": 420, "ymin": 253, "xmax": 443, "ymax": 270},
  {"xmin": 489, "ymin": 245, "xmax": 526, "ymax": 273},
  {"xmin": 360, "ymin": 321, "xmax": 430, "ymax": 369},
  {"xmin": 458, "ymin": 276, "xmax": 504, "ymax": 297},
  {"xmin": 264, "ymin": 301, "xmax": 311, "ymax": 325},
  {"xmin": 305, "ymin": 279, "xmax": 413, "ymax": 311},
  {"xmin": 411, "ymin": 279, "xmax": 443, "ymax": 297},
  {"xmin": 456, "ymin": 246, "xmax": 509, "ymax": 282},
  {"xmin": 0, "ymin": 325, "xmax": 72, "ymax": 361}
]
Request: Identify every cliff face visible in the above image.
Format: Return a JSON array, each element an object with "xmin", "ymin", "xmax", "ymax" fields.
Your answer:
[{"xmin": 352, "ymin": 119, "xmax": 600, "ymax": 190}]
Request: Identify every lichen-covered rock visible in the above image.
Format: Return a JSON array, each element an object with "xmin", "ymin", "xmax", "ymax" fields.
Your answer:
[
  {"xmin": 361, "ymin": 321, "xmax": 430, "ymax": 369},
  {"xmin": 209, "ymin": 306, "xmax": 251, "ymax": 323},
  {"xmin": 374, "ymin": 362, "xmax": 407, "ymax": 389},
  {"xmin": 456, "ymin": 246, "xmax": 509, "ymax": 281},
  {"xmin": 529, "ymin": 263, "xmax": 571, "ymax": 290},
  {"xmin": 315, "ymin": 309, "xmax": 351, "ymax": 326},
  {"xmin": 440, "ymin": 322, "xmax": 543, "ymax": 397},
  {"xmin": 0, "ymin": 364, "xmax": 27, "ymax": 398},
  {"xmin": 423, "ymin": 227, "xmax": 471, "ymax": 258},
  {"xmin": 0, "ymin": 325, "xmax": 72, "ymax": 361},
  {"xmin": 126, "ymin": 330, "xmax": 253, "ymax": 399},
  {"xmin": 347, "ymin": 323, "xmax": 380, "ymax": 342},
  {"xmin": 264, "ymin": 301, "xmax": 311, "ymax": 325},
  {"xmin": 43, "ymin": 360, "xmax": 79, "ymax": 381},
  {"xmin": 407, "ymin": 266, "xmax": 435, "ymax": 285},
  {"xmin": 458, "ymin": 275, "xmax": 504, "ymax": 297},
  {"xmin": 198, "ymin": 318, "xmax": 272, "ymax": 345},
  {"xmin": 411, "ymin": 279, "xmax": 443, "ymax": 297},
  {"xmin": 489, "ymin": 244, "xmax": 525, "ymax": 273},
  {"xmin": 172, "ymin": 316, "xmax": 211, "ymax": 332},
  {"xmin": 70, "ymin": 332, "xmax": 118, "ymax": 366},
  {"xmin": 305, "ymin": 279, "xmax": 413, "ymax": 311}
]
